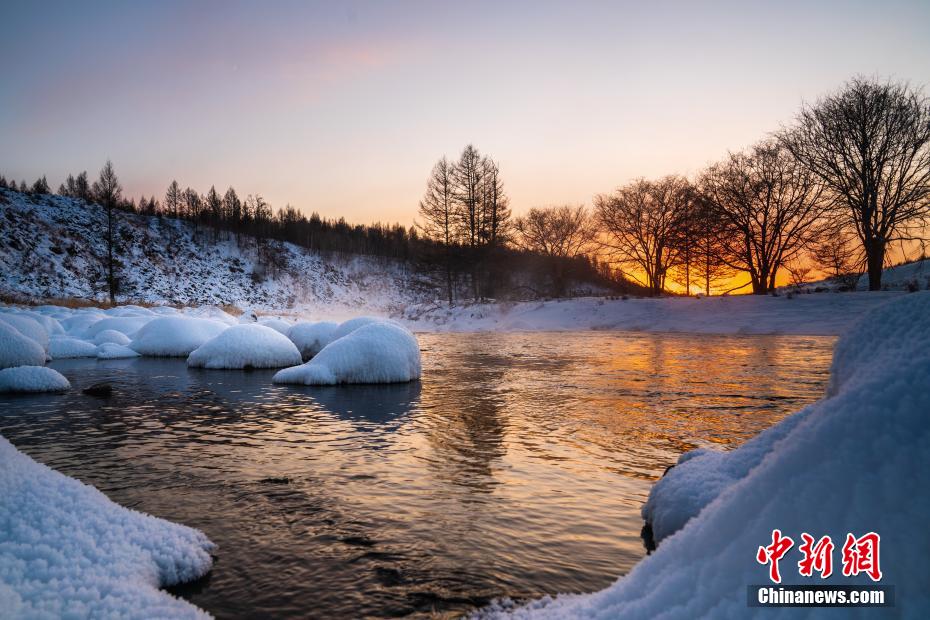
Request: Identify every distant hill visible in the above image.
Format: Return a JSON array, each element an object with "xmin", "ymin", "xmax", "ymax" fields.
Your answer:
[{"xmin": 0, "ymin": 188, "xmax": 418, "ymax": 315}]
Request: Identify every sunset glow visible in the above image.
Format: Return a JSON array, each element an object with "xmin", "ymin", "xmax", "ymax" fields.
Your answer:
[{"xmin": 3, "ymin": 0, "xmax": 929, "ymax": 226}]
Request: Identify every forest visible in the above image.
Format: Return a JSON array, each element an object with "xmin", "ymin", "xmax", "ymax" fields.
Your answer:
[{"xmin": 2, "ymin": 78, "xmax": 929, "ymax": 304}]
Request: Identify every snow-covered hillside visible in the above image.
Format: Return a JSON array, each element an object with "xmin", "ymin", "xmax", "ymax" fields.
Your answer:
[{"xmin": 0, "ymin": 188, "xmax": 417, "ymax": 315}]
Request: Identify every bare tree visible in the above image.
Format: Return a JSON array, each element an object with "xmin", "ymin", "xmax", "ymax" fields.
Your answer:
[
  {"xmin": 811, "ymin": 226, "xmax": 863, "ymax": 290},
  {"xmin": 165, "ymin": 180, "xmax": 182, "ymax": 219},
  {"xmin": 700, "ymin": 140, "xmax": 829, "ymax": 294},
  {"xmin": 595, "ymin": 176, "xmax": 690, "ymax": 295},
  {"xmin": 91, "ymin": 160, "xmax": 122, "ymax": 304},
  {"xmin": 514, "ymin": 204, "xmax": 595, "ymax": 296},
  {"xmin": 684, "ymin": 191, "xmax": 733, "ymax": 296},
  {"xmin": 782, "ymin": 78, "xmax": 930, "ymax": 290},
  {"xmin": 417, "ymin": 156, "xmax": 458, "ymax": 305}
]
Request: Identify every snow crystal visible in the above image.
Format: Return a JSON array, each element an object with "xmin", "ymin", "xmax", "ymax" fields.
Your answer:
[
  {"xmin": 0, "ymin": 435, "xmax": 214, "ymax": 618},
  {"xmin": 0, "ymin": 321, "xmax": 47, "ymax": 370},
  {"xmin": 97, "ymin": 343, "xmax": 142, "ymax": 359},
  {"xmin": 0, "ymin": 366, "xmax": 70, "ymax": 393},
  {"xmin": 130, "ymin": 317, "xmax": 228, "ymax": 357},
  {"xmin": 187, "ymin": 323, "xmax": 302, "ymax": 369},
  {"xmin": 274, "ymin": 321, "xmax": 421, "ymax": 385},
  {"xmin": 486, "ymin": 292, "xmax": 930, "ymax": 619},
  {"xmin": 48, "ymin": 335, "xmax": 98, "ymax": 359},
  {"xmin": 93, "ymin": 329, "xmax": 132, "ymax": 346},
  {"xmin": 287, "ymin": 320, "xmax": 339, "ymax": 360}
]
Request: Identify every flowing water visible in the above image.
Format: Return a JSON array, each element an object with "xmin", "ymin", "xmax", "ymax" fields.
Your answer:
[{"xmin": 0, "ymin": 331, "xmax": 835, "ymax": 618}]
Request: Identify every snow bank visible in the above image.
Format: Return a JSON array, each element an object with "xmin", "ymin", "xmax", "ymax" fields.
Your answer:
[
  {"xmin": 97, "ymin": 343, "xmax": 142, "ymax": 359},
  {"xmin": 0, "ymin": 366, "xmax": 70, "ymax": 393},
  {"xmin": 0, "ymin": 435, "xmax": 214, "ymax": 618},
  {"xmin": 93, "ymin": 329, "xmax": 132, "ymax": 346},
  {"xmin": 48, "ymin": 335, "xmax": 98, "ymax": 359},
  {"xmin": 130, "ymin": 317, "xmax": 228, "ymax": 357},
  {"xmin": 406, "ymin": 292, "xmax": 901, "ymax": 335},
  {"xmin": 0, "ymin": 321, "xmax": 47, "ymax": 369},
  {"xmin": 187, "ymin": 324, "xmax": 302, "ymax": 369},
  {"xmin": 487, "ymin": 292, "xmax": 930, "ymax": 619},
  {"xmin": 287, "ymin": 320, "xmax": 339, "ymax": 360},
  {"xmin": 274, "ymin": 321, "xmax": 421, "ymax": 385}
]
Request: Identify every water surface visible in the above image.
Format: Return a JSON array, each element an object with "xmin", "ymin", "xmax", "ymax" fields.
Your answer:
[{"xmin": 0, "ymin": 332, "xmax": 834, "ymax": 618}]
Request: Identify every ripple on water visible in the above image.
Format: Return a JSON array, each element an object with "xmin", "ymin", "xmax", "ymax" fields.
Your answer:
[{"xmin": 0, "ymin": 331, "xmax": 834, "ymax": 618}]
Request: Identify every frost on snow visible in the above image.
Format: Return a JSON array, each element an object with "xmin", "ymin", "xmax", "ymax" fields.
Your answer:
[
  {"xmin": 48, "ymin": 336, "xmax": 98, "ymax": 359},
  {"xmin": 485, "ymin": 292, "xmax": 930, "ymax": 619},
  {"xmin": 257, "ymin": 318, "xmax": 292, "ymax": 335},
  {"xmin": 274, "ymin": 321, "xmax": 421, "ymax": 385},
  {"xmin": 0, "ymin": 366, "xmax": 70, "ymax": 393},
  {"xmin": 287, "ymin": 320, "xmax": 339, "ymax": 360},
  {"xmin": 0, "ymin": 436, "xmax": 214, "ymax": 618},
  {"xmin": 187, "ymin": 324, "xmax": 302, "ymax": 369},
  {"xmin": 130, "ymin": 317, "xmax": 227, "ymax": 357},
  {"xmin": 97, "ymin": 343, "xmax": 142, "ymax": 360},
  {"xmin": 0, "ymin": 321, "xmax": 47, "ymax": 369}
]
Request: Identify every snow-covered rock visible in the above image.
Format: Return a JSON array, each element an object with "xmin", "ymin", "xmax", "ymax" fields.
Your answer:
[
  {"xmin": 0, "ymin": 435, "xmax": 213, "ymax": 618},
  {"xmin": 0, "ymin": 321, "xmax": 47, "ymax": 369},
  {"xmin": 287, "ymin": 320, "xmax": 339, "ymax": 360},
  {"xmin": 274, "ymin": 321, "xmax": 421, "ymax": 385},
  {"xmin": 49, "ymin": 335, "xmax": 98, "ymax": 359},
  {"xmin": 130, "ymin": 317, "xmax": 228, "ymax": 357},
  {"xmin": 93, "ymin": 329, "xmax": 132, "ymax": 346},
  {"xmin": 258, "ymin": 318, "xmax": 292, "ymax": 335},
  {"xmin": 85, "ymin": 316, "xmax": 153, "ymax": 340},
  {"xmin": 489, "ymin": 292, "xmax": 930, "ymax": 619},
  {"xmin": 0, "ymin": 366, "xmax": 70, "ymax": 393},
  {"xmin": 187, "ymin": 324, "xmax": 302, "ymax": 369},
  {"xmin": 328, "ymin": 316, "xmax": 386, "ymax": 342},
  {"xmin": 0, "ymin": 313, "xmax": 50, "ymax": 352},
  {"xmin": 97, "ymin": 343, "xmax": 142, "ymax": 359}
]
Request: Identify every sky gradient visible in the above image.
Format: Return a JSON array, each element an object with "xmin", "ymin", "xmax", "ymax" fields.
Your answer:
[{"xmin": 2, "ymin": 0, "xmax": 929, "ymax": 226}]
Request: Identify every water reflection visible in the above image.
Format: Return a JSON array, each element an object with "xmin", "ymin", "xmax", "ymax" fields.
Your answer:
[{"xmin": 0, "ymin": 331, "xmax": 834, "ymax": 618}]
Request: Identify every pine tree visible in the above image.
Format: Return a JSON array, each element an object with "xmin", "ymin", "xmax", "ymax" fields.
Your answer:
[{"xmin": 92, "ymin": 160, "xmax": 123, "ymax": 303}]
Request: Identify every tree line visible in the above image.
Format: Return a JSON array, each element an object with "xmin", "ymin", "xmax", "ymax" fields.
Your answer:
[{"xmin": 417, "ymin": 78, "xmax": 930, "ymax": 297}]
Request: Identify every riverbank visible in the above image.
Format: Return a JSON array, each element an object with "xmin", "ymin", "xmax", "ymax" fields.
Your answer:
[{"xmin": 402, "ymin": 291, "xmax": 903, "ymax": 335}]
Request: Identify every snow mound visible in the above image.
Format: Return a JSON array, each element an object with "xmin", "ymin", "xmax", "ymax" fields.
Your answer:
[
  {"xmin": 258, "ymin": 318, "xmax": 292, "ymax": 334},
  {"xmin": 130, "ymin": 317, "xmax": 228, "ymax": 357},
  {"xmin": 0, "ymin": 366, "xmax": 70, "ymax": 393},
  {"xmin": 187, "ymin": 324, "xmax": 302, "ymax": 369},
  {"xmin": 49, "ymin": 335, "xmax": 98, "ymax": 359},
  {"xmin": 93, "ymin": 329, "xmax": 132, "ymax": 346},
  {"xmin": 0, "ymin": 435, "xmax": 214, "ymax": 618},
  {"xmin": 274, "ymin": 321, "xmax": 421, "ymax": 385},
  {"xmin": 287, "ymin": 320, "xmax": 339, "ymax": 360},
  {"xmin": 0, "ymin": 313, "xmax": 50, "ymax": 352},
  {"xmin": 489, "ymin": 292, "xmax": 930, "ymax": 619},
  {"xmin": 327, "ymin": 316, "xmax": 386, "ymax": 342},
  {"xmin": 0, "ymin": 321, "xmax": 47, "ymax": 369},
  {"xmin": 84, "ymin": 316, "xmax": 153, "ymax": 340},
  {"xmin": 97, "ymin": 343, "xmax": 142, "ymax": 359}
]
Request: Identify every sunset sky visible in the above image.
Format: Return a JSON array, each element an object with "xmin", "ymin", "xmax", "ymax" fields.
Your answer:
[{"xmin": 2, "ymin": 0, "xmax": 929, "ymax": 227}]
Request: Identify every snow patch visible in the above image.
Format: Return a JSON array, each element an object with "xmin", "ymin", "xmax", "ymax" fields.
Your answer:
[
  {"xmin": 97, "ymin": 343, "xmax": 142, "ymax": 359},
  {"xmin": 0, "ymin": 321, "xmax": 47, "ymax": 369},
  {"xmin": 287, "ymin": 321, "xmax": 339, "ymax": 360},
  {"xmin": 48, "ymin": 335, "xmax": 98, "ymax": 359}
]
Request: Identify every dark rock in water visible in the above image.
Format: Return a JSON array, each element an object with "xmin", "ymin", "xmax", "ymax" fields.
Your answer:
[
  {"xmin": 82, "ymin": 383, "xmax": 113, "ymax": 397},
  {"xmin": 259, "ymin": 476, "xmax": 291, "ymax": 484},
  {"xmin": 641, "ymin": 521, "xmax": 656, "ymax": 554}
]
